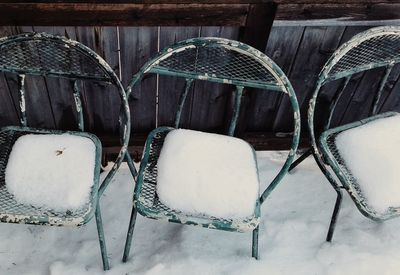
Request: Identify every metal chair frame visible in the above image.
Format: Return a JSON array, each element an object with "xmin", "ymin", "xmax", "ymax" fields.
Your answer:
[
  {"xmin": 0, "ymin": 32, "xmax": 131, "ymax": 270},
  {"xmin": 122, "ymin": 37, "xmax": 300, "ymax": 262},
  {"xmin": 294, "ymin": 26, "xmax": 400, "ymax": 241}
]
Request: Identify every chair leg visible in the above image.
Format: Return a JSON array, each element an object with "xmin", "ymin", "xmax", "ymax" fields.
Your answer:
[
  {"xmin": 252, "ymin": 225, "xmax": 259, "ymax": 260},
  {"xmin": 326, "ymin": 190, "xmax": 343, "ymax": 242},
  {"xmin": 122, "ymin": 205, "xmax": 138, "ymax": 262},
  {"xmin": 288, "ymin": 148, "xmax": 312, "ymax": 173},
  {"xmin": 95, "ymin": 203, "xmax": 110, "ymax": 270}
]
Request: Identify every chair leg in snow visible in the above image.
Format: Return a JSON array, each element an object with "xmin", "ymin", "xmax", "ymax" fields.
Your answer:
[
  {"xmin": 123, "ymin": 206, "xmax": 138, "ymax": 262},
  {"xmin": 95, "ymin": 204, "xmax": 110, "ymax": 270},
  {"xmin": 252, "ymin": 225, "xmax": 259, "ymax": 259},
  {"xmin": 326, "ymin": 190, "xmax": 343, "ymax": 242}
]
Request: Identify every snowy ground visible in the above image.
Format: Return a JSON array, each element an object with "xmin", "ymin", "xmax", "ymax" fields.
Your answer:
[{"xmin": 1, "ymin": 151, "xmax": 400, "ymax": 275}]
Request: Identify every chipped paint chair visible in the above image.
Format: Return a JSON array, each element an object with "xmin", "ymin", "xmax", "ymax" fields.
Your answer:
[
  {"xmin": 0, "ymin": 32, "xmax": 130, "ymax": 270},
  {"xmin": 122, "ymin": 37, "xmax": 301, "ymax": 262},
  {"xmin": 293, "ymin": 26, "xmax": 400, "ymax": 241}
]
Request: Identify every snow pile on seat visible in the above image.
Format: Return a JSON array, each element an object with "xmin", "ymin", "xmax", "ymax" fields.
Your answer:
[
  {"xmin": 336, "ymin": 114, "xmax": 400, "ymax": 213},
  {"xmin": 5, "ymin": 134, "xmax": 97, "ymax": 211},
  {"xmin": 156, "ymin": 129, "xmax": 259, "ymax": 219}
]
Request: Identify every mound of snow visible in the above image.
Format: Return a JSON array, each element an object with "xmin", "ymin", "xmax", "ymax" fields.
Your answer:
[
  {"xmin": 336, "ymin": 114, "xmax": 400, "ymax": 213},
  {"xmin": 156, "ymin": 129, "xmax": 259, "ymax": 219},
  {"xmin": 5, "ymin": 134, "xmax": 97, "ymax": 211}
]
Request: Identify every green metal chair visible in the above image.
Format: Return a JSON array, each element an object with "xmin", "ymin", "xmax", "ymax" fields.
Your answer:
[
  {"xmin": 122, "ymin": 37, "xmax": 301, "ymax": 262},
  {"xmin": 0, "ymin": 32, "xmax": 131, "ymax": 270},
  {"xmin": 303, "ymin": 26, "xmax": 400, "ymax": 241}
]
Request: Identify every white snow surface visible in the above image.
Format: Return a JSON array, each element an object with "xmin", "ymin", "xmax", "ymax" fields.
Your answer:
[
  {"xmin": 2, "ymin": 152, "xmax": 400, "ymax": 274},
  {"xmin": 156, "ymin": 129, "xmax": 259, "ymax": 219},
  {"xmin": 5, "ymin": 134, "xmax": 97, "ymax": 211},
  {"xmin": 335, "ymin": 114, "xmax": 400, "ymax": 213}
]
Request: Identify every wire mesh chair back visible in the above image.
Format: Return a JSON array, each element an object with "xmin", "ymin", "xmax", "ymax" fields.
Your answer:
[
  {"xmin": 320, "ymin": 26, "xmax": 400, "ymax": 83},
  {"xmin": 0, "ymin": 32, "xmax": 112, "ymax": 82},
  {"xmin": 128, "ymin": 37, "xmax": 291, "ymax": 92}
]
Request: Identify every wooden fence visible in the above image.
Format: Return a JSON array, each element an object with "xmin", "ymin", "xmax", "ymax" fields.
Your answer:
[{"xmin": 0, "ymin": 25, "xmax": 399, "ymax": 157}]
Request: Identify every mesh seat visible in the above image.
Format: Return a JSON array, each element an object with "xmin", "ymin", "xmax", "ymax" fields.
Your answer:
[
  {"xmin": 0, "ymin": 127, "xmax": 99, "ymax": 226},
  {"xmin": 135, "ymin": 127, "xmax": 260, "ymax": 233}
]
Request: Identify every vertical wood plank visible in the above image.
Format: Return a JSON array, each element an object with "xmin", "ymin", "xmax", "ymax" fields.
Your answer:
[
  {"xmin": 157, "ymin": 26, "xmax": 200, "ymax": 128},
  {"xmin": 245, "ymin": 26, "xmax": 305, "ymax": 132},
  {"xmin": 119, "ymin": 26, "xmax": 159, "ymax": 134},
  {"xmin": 272, "ymin": 26, "xmax": 346, "ymax": 133},
  {"xmin": 187, "ymin": 26, "xmax": 239, "ymax": 132}
]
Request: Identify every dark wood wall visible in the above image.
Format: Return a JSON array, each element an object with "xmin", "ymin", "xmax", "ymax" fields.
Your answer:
[{"xmin": 0, "ymin": 25, "xmax": 399, "ymax": 149}]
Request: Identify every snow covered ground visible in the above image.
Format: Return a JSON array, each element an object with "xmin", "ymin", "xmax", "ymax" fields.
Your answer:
[{"xmin": 1, "ymin": 151, "xmax": 400, "ymax": 275}]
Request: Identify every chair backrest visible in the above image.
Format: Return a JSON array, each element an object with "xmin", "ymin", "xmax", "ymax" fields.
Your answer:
[
  {"xmin": 127, "ymin": 37, "xmax": 301, "ymax": 204},
  {"xmin": 0, "ymin": 32, "xmax": 130, "ymax": 195},
  {"xmin": 0, "ymin": 32, "xmax": 112, "ymax": 82},
  {"xmin": 309, "ymin": 26, "xmax": 400, "ymax": 147}
]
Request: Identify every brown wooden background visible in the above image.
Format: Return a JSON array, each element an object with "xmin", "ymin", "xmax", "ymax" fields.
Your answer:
[{"xmin": 0, "ymin": 24, "xmax": 400, "ymax": 156}]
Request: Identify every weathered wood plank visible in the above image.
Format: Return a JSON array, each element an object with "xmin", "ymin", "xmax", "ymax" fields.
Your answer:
[
  {"xmin": 245, "ymin": 26, "xmax": 305, "ymax": 132},
  {"xmin": 188, "ymin": 26, "xmax": 239, "ymax": 132},
  {"xmin": 272, "ymin": 26, "xmax": 345, "ymax": 133},
  {"xmin": 120, "ymin": 26, "xmax": 159, "ymax": 133},
  {"xmin": 0, "ymin": 3, "xmax": 250, "ymax": 26},
  {"xmin": 157, "ymin": 27, "xmax": 200, "ymax": 128},
  {"xmin": 276, "ymin": 3, "xmax": 400, "ymax": 21}
]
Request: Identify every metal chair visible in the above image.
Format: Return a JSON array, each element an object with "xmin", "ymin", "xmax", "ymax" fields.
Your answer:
[
  {"xmin": 122, "ymin": 37, "xmax": 300, "ymax": 262},
  {"xmin": 0, "ymin": 32, "xmax": 131, "ymax": 270},
  {"xmin": 302, "ymin": 26, "xmax": 400, "ymax": 241}
]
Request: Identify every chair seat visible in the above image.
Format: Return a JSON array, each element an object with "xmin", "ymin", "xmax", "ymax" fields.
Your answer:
[
  {"xmin": 0, "ymin": 126, "xmax": 101, "ymax": 226},
  {"xmin": 134, "ymin": 127, "xmax": 260, "ymax": 233},
  {"xmin": 319, "ymin": 112, "xmax": 400, "ymax": 219}
]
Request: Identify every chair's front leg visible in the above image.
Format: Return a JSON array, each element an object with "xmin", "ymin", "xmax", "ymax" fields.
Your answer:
[
  {"xmin": 252, "ymin": 225, "xmax": 259, "ymax": 259},
  {"xmin": 122, "ymin": 205, "xmax": 138, "ymax": 262},
  {"xmin": 326, "ymin": 189, "xmax": 343, "ymax": 242},
  {"xmin": 95, "ymin": 203, "xmax": 110, "ymax": 270}
]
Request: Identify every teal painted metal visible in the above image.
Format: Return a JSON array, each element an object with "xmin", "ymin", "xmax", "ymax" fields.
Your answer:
[
  {"xmin": 123, "ymin": 37, "xmax": 301, "ymax": 263},
  {"xmin": 174, "ymin": 78, "xmax": 193, "ymax": 128},
  {"xmin": 17, "ymin": 74, "xmax": 27, "ymax": 127},
  {"xmin": 73, "ymin": 80, "xmax": 85, "ymax": 131},
  {"xmin": 0, "ymin": 32, "xmax": 131, "ymax": 271},
  {"xmin": 305, "ymin": 26, "xmax": 400, "ymax": 241},
  {"xmin": 228, "ymin": 86, "xmax": 244, "ymax": 136}
]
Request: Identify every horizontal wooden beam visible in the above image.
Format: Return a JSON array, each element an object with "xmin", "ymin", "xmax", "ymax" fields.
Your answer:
[
  {"xmin": 0, "ymin": 1, "xmax": 398, "ymax": 26},
  {"xmin": 99, "ymin": 132, "xmax": 309, "ymax": 163},
  {"xmin": 0, "ymin": 3, "xmax": 251, "ymax": 26},
  {"xmin": 276, "ymin": 3, "xmax": 400, "ymax": 21}
]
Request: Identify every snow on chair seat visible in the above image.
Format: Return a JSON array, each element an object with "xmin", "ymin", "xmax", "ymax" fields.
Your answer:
[
  {"xmin": 157, "ymin": 129, "xmax": 259, "ymax": 221},
  {"xmin": 320, "ymin": 112, "xmax": 400, "ymax": 219},
  {"xmin": 3, "ymin": 130, "xmax": 99, "ymax": 225}
]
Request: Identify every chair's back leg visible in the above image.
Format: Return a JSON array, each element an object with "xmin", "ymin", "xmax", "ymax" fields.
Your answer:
[
  {"xmin": 17, "ymin": 74, "xmax": 27, "ymax": 127},
  {"xmin": 175, "ymin": 78, "xmax": 194, "ymax": 128},
  {"xmin": 73, "ymin": 80, "xmax": 85, "ymax": 131},
  {"xmin": 228, "ymin": 86, "xmax": 244, "ymax": 136},
  {"xmin": 252, "ymin": 225, "xmax": 259, "ymax": 259},
  {"xmin": 370, "ymin": 64, "xmax": 393, "ymax": 116},
  {"xmin": 95, "ymin": 202, "xmax": 110, "ymax": 270},
  {"xmin": 326, "ymin": 189, "xmax": 343, "ymax": 242},
  {"xmin": 288, "ymin": 148, "xmax": 312, "ymax": 172},
  {"xmin": 122, "ymin": 205, "xmax": 138, "ymax": 262}
]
